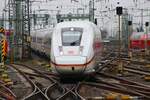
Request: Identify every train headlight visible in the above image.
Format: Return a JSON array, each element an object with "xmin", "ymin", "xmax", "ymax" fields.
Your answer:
[
  {"xmin": 59, "ymin": 46, "xmax": 63, "ymax": 55},
  {"xmin": 79, "ymin": 46, "xmax": 84, "ymax": 54}
]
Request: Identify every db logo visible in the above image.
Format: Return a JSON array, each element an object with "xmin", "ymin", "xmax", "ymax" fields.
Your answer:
[{"xmin": 68, "ymin": 50, "xmax": 74, "ymax": 54}]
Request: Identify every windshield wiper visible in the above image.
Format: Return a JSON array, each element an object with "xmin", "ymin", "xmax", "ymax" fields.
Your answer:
[
  {"xmin": 70, "ymin": 42, "xmax": 76, "ymax": 46},
  {"xmin": 70, "ymin": 40, "xmax": 80, "ymax": 46}
]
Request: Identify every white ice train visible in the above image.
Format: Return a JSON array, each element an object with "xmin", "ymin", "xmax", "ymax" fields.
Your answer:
[{"xmin": 31, "ymin": 21, "xmax": 103, "ymax": 76}]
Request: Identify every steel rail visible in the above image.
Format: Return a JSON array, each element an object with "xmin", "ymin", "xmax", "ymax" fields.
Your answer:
[
  {"xmin": 45, "ymin": 82, "xmax": 66, "ymax": 100},
  {"xmin": 96, "ymin": 72, "xmax": 150, "ymax": 88},
  {"xmin": 95, "ymin": 77, "xmax": 150, "ymax": 96},
  {"xmin": 124, "ymin": 67, "xmax": 150, "ymax": 76},
  {"xmin": 0, "ymin": 84, "xmax": 16, "ymax": 100},
  {"xmin": 57, "ymin": 89, "xmax": 81, "ymax": 100},
  {"xmin": 12, "ymin": 63, "xmax": 56, "ymax": 83},
  {"xmin": 77, "ymin": 82, "xmax": 147, "ymax": 99},
  {"xmin": 10, "ymin": 64, "xmax": 37, "ymax": 99},
  {"xmin": 12, "ymin": 63, "xmax": 82, "ymax": 100},
  {"xmin": 10, "ymin": 64, "xmax": 50, "ymax": 100}
]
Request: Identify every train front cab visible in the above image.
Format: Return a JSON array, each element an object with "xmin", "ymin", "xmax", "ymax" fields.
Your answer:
[{"xmin": 51, "ymin": 23, "xmax": 96, "ymax": 76}]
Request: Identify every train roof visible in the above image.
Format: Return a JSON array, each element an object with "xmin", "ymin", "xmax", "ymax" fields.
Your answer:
[
  {"xmin": 31, "ymin": 28, "xmax": 53, "ymax": 38},
  {"xmin": 55, "ymin": 21, "xmax": 96, "ymax": 29}
]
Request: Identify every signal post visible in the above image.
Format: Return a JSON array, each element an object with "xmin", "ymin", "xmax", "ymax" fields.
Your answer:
[
  {"xmin": 116, "ymin": 7, "xmax": 123, "ymax": 75},
  {"xmin": 128, "ymin": 21, "xmax": 133, "ymax": 60},
  {"xmin": 145, "ymin": 22, "xmax": 149, "ymax": 56}
]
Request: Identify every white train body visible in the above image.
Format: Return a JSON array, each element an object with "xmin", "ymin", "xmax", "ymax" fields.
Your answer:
[
  {"xmin": 51, "ymin": 21, "xmax": 103, "ymax": 75},
  {"xmin": 31, "ymin": 21, "xmax": 103, "ymax": 76}
]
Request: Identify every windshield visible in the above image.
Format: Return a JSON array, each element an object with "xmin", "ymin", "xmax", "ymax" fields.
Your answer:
[{"xmin": 62, "ymin": 27, "xmax": 83, "ymax": 46}]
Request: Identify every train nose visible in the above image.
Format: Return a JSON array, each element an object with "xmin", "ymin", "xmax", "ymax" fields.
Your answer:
[
  {"xmin": 56, "ymin": 56, "xmax": 86, "ymax": 65},
  {"xmin": 54, "ymin": 56, "xmax": 86, "ymax": 74}
]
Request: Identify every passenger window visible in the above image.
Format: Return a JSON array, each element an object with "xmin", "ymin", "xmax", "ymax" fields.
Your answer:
[
  {"xmin": 37, "ymin": 37, "xmax": 42, "ymax": 43},
  {"xmin": 32, "ymin": 37, "xmax": 36, "ymax": 42}
]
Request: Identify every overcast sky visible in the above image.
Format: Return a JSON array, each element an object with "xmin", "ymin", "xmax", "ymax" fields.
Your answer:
[
  {"xmin": 0, "ymin": 0, "xmax": 150, "ymax": 14},
  {"xmin": 1, "ymin": 0, "xmax": 150, "ymax": 24}
]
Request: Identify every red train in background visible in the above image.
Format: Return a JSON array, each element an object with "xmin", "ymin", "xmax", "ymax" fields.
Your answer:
[{"xmin": 130, "ymin": 32, "xmax": 150, "ymax": 50}]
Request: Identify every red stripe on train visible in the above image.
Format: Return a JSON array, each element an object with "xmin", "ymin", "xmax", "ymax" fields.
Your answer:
[{"xmin": 51, "ymin": 56, "xmax": 95, "ymax": 67}]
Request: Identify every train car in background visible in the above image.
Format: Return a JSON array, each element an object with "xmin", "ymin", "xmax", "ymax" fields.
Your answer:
[
  {"xmin": 31, "ymin": 21, "xmax": 103, "ymax": 76},
  {"xmin": 130, "ymin": 32, "xmax": 150, "ymax": 50},
  {"xmin": 31, "ymin": 28, "xmax": 53, "ymax": 58}
]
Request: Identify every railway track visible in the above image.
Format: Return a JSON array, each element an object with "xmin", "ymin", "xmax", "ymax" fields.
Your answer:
[
  {"xmin": 124, "ymin": 66, "xmax": 150, "ymax": 76},
  {"xmin": 76, "ymin": 44, "xmax": 150, "ymax": 99},
  {"xmin": 9, "ymin": 63, "xmax": 83, "ymax": 100},
  {"xmin": 99, "ymin": 50, "xmax": 150, "ymax": 75},
  {"xmin": 0, "ymin": 84, "xmax": 16, "ymax": 100},
  {"xmin": 76, "ymin": 82, "xmax": 143, "ymax": 100},
  {"xmin": 58, "ymin": 90, "xmax": 80, "ymax": 100},
  {"xmin": 10, "ymin": 64, "xmax": 50, "ymax": 99},
  {"xmin": 10, "ymin": 63, "xmax": 59, "ymax": 99},
  {"xmin": 46, "ymin": 82, "xmax": 65, "ymax": 100},
  {"xmin": 119, "ymin": 57, "xmax": 150, "ymax": 76},
  {"xmin": 12, "ymin": 63, "xmax": 56, "ymax": 82},
  {"xmin": 7, "ymin": 50, "xmax": 150, "ymax": 99},
  {"xmin": 94, "ymin": 72, "xmax": 150, "ymax": 99}
]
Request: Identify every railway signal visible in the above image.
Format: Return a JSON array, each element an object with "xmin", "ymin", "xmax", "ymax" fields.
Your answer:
[
  {"xmin": 116, "ymin": 7, "xmax": 123, "ymax": 15},
  {"xmin": 145, "ymin": 22, "xmax": 149, "ymax": 56},
  {"xmin": 116, "ymin": 6, "xmax": 123, "ymax": 75},
  {"xmin": 128, "ymin": 21, "xmax": 133, "ymax": 60},
  {"xmin": 145, "ymin": 22, "xmax": 149, "ymax": 27}
]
